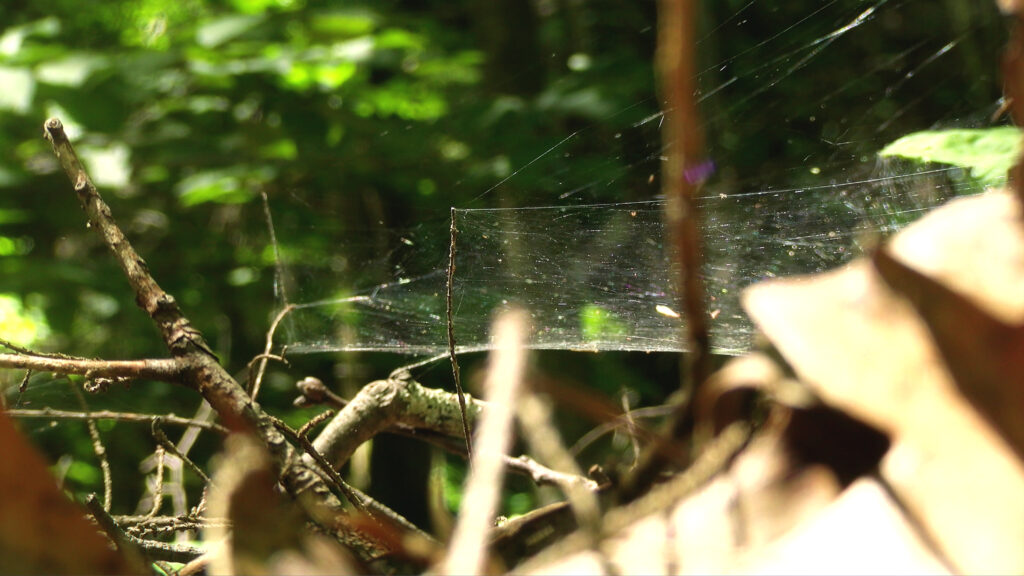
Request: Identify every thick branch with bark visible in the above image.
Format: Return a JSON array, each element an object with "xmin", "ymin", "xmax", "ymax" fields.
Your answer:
[{"xmin": 311, "ymin": 369, "xmax": 485, "ymax": 470}]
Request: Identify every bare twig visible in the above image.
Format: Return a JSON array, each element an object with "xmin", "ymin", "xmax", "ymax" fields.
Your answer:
[
  {"xmin": 44, "ymin": 118, "xmax": 215, "ymax": 358},
  {"xmin": 5, "ymin": 408, "xmax": 228, "ymax": 433},
  {"xmin": 248, "ymin": 303, "xmax": 294, "ymax": 399},
  {"xmin": 128, "ymin": 538, "xmax": 205, "ymax": 564},
  {"xmin": 446, "ymin": 207, "xmax": 474, "ymax": 461},
  {"xmin": 269, "ymin": 415, "xmax": 367, "ymax": 512},
  {"xmin": 39, "ymin": 118, "xmax": 429, "ymax": 563},
  {"xmin": 298, "ymin": 409, "xmax": 336, "ymax": 439},
  {"xmin": 151, "ymin": 419, "xmax": 212, "ymax": 485},
  {"xmin": 442, "ymin": 309, "xmax": 529, "ymax": 576},
  {"xmin": 0, "ymin": 353, "xmax": 185, "ymax": 381},
  {"xmin": 658, "ymin": 0, "xmax": 712, "ymax": 387},
  {"xmin": 294, "ymin": 376, "xmax": 349, "ymax": 408},
  {"xmin": 147, "ymin": 446, "xmax": 166, "ymax": 518},
  {"xmin": 570, "ymin": 404, "xmax": 675, "ymax": 456},
  {"xmin": 71, "ymin": 383, "xmax": 112, "ymax": 511},
  {"xmin": 507, "ymin": 454, "xmax": 599, "ymax": 492}
]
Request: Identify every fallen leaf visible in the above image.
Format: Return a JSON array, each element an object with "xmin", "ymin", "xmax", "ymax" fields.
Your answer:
[
  {"xmin": 0, "ymin": 409, "xmax": 145, "ymax": 574},
  {"xmin": 742, "ymin": 189, "xmax": 1024, "ymax": 573}
]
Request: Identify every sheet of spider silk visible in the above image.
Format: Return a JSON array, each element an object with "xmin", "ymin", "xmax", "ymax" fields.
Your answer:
[{"xmin": 281, "ymin": 164, "xmax": 982, "ymax": 357}]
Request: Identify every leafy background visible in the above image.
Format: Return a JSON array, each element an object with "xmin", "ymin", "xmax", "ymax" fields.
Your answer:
[{"xmin": 0, "ymin": 0, "xmax": 1008, "ymax": 528}]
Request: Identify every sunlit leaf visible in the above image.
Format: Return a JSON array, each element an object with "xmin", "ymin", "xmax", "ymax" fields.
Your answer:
[
  {"xmin": 580, "ymin": 304, "xmax": 627, "ymax": 341},
  {"xmin": 176, "ymin": 168, "xmax": 272, "ymax": 206},
  {"xmin": 0, "ymin": 67, "xmax": 34, "ymax": 112},
  {"xmin": 879, "ymin": 127, "xmax": 1022, "ymax": 188},
  {"xmin": 78, "ymin": 142, "xmax": 131, "ymax": 189},
  {"xmin": 196, "ymin": 14, "xmax": 265, "ymax": 48},
  {"xmin": 0, "ymin": 293, "xmax": 50, "ymax": 347},
  {"xmin": 35, "ymin": 54, "xmax": 111, "ymax": 87}
]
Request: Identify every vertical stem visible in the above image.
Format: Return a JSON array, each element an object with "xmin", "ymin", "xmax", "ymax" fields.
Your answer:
[
  {"xmin": 447, "ymin": 207, "xmax": 474, "ymax": 461},
  {"xmin": 658, "ymin": 0, "xmax": 712, "ymax": 393},
  {"xmin": 620, "ymin": 0, "xmax": 712, "ymax": 502}
]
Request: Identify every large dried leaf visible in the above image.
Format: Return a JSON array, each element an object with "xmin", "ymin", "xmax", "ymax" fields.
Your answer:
[
  {"xmin": 742, "ymin": 189, "xmax": 1024, "ymax": 573},
  {"xmin": 520, "ymin": 354, "xmax": 898, "ymax": 575},
  {"xmin": 0, "ymin": 409, "xmax": 144, "ymax": 574}
]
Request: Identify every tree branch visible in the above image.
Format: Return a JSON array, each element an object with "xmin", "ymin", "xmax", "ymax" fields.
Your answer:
[
  {"xmin": 311, "ymin": 370, "xmax": 485, "ymax": 470},
  {"xmin": 42, "ymin": 118, "xmax": 213, "ymax": 359},
  {"xmin": 6, "ymin": 408, "xmax": 228, "ymax": 433},
  {"xmin": 0, "ymin": 353, "xmax": 185, "ymax": 381}
]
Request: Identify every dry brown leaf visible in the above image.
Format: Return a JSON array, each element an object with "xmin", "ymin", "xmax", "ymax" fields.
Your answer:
[
  {"xmin": 742, "ymin": 189, "xmax": 1024, "ymax": 573},
  {"xmin": 0, "ymin": 409, "xmax": 145, "ymax": 575},
  {"xmin": 521, "ymin": 353, "xmax": 893, "ymax": 575},
  {"xmin": 873, "ymin": 247, "xmax": 1024, "ymax": 461},
  {"xmin": 999, "ymin": 0, "xmax": 1024, "ymax": 14},
  {"xmin": 732, "ymin": 478, "xmax": 949, "ymax": 575}
]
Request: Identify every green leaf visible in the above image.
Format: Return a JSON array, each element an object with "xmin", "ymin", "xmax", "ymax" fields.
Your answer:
[
  {"xmin": 176, "ymin": 168, "xmax": 270, "ymax": 206},
  {"xmin": 0, "ymin": 293, "xmax": 50, "ymax": 347},
  {"xmin": 879, "ymin": 127, "xmax": 1023, "ymax": 188},
  {"xmin": 580, "ymin": 304, "xmax": 627, "ymax": 341}
]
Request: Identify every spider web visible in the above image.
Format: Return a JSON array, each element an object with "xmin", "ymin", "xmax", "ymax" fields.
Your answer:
[{"xmin": 275, "ymin": 0, "xmax": 1009, "ymax": 358}]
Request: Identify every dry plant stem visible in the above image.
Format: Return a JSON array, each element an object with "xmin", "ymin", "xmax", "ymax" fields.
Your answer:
[
  {"xmin": 298, "ymin": 409, "xmax": 336, "ymax": 438},
  {"xmin": 0, "ymin": 353, "xmax": 184, "ymax": 380},
  {"xmin": 5, "ymin": 408, "xmax": 228, "ymax": 433},
  {"xmin": 622, "ymin": 0, "xmax": 711, "ymax": 501},
  {"xmin": 72, "ymin": 383, "xmax": 113, "ymax": 511},
  {"xmin": 446, "ymin": 206, "xmax": 474, "ymax": 461},
  {"xmin": 312, "ymin": 370, "xmax": 484, "ymax": 470},
  {"xmin": 248, "ymin": 303, "xmax": 294, "ymax": 399},
  {"xmin": 0, "ymin": 336, "xmax": 81, "ymax": 358},
  {"xmin": 442, "ymin": 309, "xmax": 529, "ymax": 576},
  {"xmin": 659, "ymin": 0, "xmax": 712, "ymax": 390}
]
